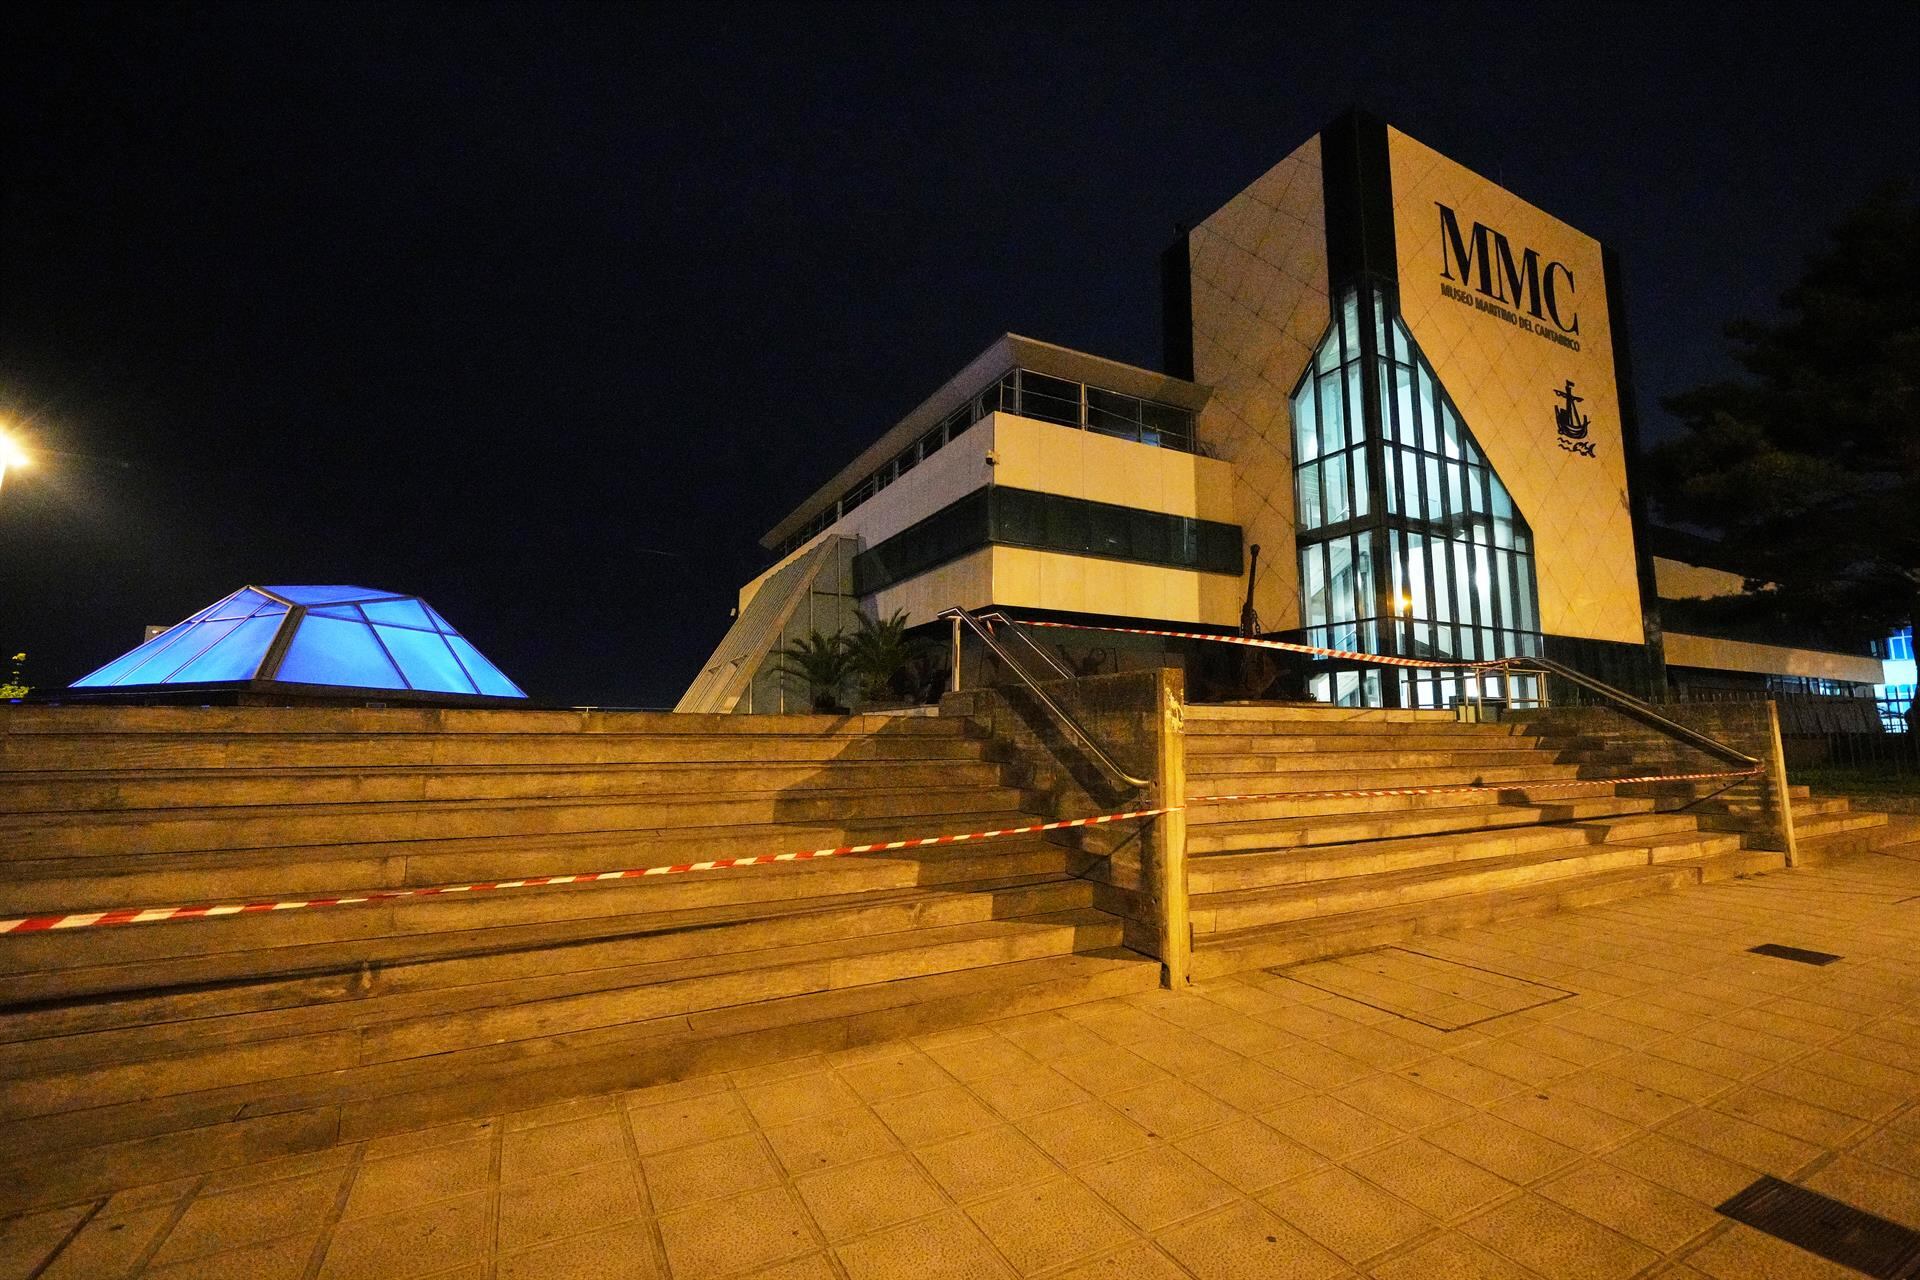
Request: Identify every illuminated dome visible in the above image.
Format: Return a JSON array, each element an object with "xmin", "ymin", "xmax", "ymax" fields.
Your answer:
[{"xmin": 69, "ymin": 586, "xmax": 526, "ymax": 700}]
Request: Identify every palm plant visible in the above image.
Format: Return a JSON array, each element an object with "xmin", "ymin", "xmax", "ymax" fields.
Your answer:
[
  {"xmin": 772, "ymin": 631, "xmax": 852, "ymax": 713},
  {"xmin": 844, "ymin": 610, "xmax": 935, "ymax": 703}
]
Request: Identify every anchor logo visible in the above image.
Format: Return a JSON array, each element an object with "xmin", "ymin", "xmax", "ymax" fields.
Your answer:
[{"xmin": 1554, "ymin": 380, "xmax": 1597, "ymax": 457}]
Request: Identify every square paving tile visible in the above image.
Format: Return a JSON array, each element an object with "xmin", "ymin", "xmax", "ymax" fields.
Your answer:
[
  {"xmin": 1343, "ymin": 1137, "xmax": 1518, "ymax": 1223},
  {"xmin": 342, "ymin": 1137, "xmax": 493, "ymax": 1220},
  {"xmin": 834, "ymin": 1211, "xmax": 1016, "ymax": 1280},
  {"xmin": 739, "ymin": 1071, "xmax": 865, "ymax": 1128},
  {"xmin": 316, "ymin": 1192, "xmax": 489, "ymax": 1280},
  {"xmin": 627, "ymin": 1088, "xmax": 755, "ymax": 1156},
  {"xmin": 914, "ymin": 1125, "xmax": 1059, "ymax": 1203},
  {"xmin": 644, "ymin": 1132, "xmax": 782, "ymax": 1213},
  {"xmin": 794, "ymin": 1152, "xmax": 947, "ymax": 1243},
  {"xmin": 497, "ymin": 1220, "xmax": 660, "ymax": 1280},
  {"xmin": 1426, "ymin": 1112, "xmax": 1581, "ymax": 1184},
  {"xmin": 1175, "ymin": 1115, "xmax": 1326, "ymax": 1193},
  {"xmin": 502, "ymin": 1114, "xmax": 628, "ymax": 1182},
  {"xmin": 835, "ymin": 1049, "xmax": 954, "ymax": 1102},
  {"xmin": 966, "ymin": 1176, "xmax": 1138, "ymax": 1274},
  {"xmin": 762, "ymin": 1104, "xmax": 899, "ymax": 1175},
  {"xmin": 1260, "ymin": 1094, "xmax": 1403, "ymax": 1160},
  {"xmin": 153, "ymin": 1168, "xmax": 351, "ymax": 1265},
  {"xmin": 498, "ymin": 1159, "xmax": 642, "ymax": 1254},
  {"xmin": 1460, "ymin": 1192, "xmax": 1659, "ymax": 1280},
  {"xmin": 1365, "ymin": 1231, "xmax": 1546, "ymax": 1280},
  {"xmin": 1014, "ymin": 1099, "xmax": 1155, "ymax": 1169},
  {"xmin": 872, "ymin": 1086, "xmax": 999, "ymax": 1148},
  {"xmin": 1078, "ymin": 1142, "xmax": 1238, "ymax": 1233},
  {"xmin": 1536, "ymin": 1160, "xmax": 1720, "ymax": 1252},
  {"xmin": 657, "ymin": 1186, "xmax": 817, "ymax": 1280},
  {"xmin": 1261, "ymin": 1165, "xmax": 1434, "ymax": 1264},
  {"xmin": 1154, "ymin": 1199, "xmax": 1349, "ymax": 1280}
]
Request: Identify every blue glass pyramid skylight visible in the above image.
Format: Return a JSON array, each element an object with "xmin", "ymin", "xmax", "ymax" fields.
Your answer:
[{"xmin": 71, "ymin": 586, "xmax": 526, "ymax": 698}]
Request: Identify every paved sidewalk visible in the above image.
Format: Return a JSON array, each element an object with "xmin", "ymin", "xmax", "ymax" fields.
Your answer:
[{"xmin": 5, "ymin": 846, "xmax": 1919, "ymax": 1280}]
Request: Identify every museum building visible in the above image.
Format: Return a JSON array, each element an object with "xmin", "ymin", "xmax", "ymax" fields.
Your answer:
[{"xmin": 680, "ymin": 112, "xmax": 1886, "ymax": 713}]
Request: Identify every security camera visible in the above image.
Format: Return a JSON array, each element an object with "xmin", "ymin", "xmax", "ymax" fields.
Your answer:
[{"xmin": 984, "ymin": 450, "xmax": 999, "ymax": 466}]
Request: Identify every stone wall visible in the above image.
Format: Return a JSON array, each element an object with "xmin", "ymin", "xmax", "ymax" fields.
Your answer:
[
  {"xmin": 941, "ymin": 669, "xmax": 1187, "ymax": 980},
  {"xmin": 1514, "ymin": 701, "xmax": 1792, "ymax": 850}
]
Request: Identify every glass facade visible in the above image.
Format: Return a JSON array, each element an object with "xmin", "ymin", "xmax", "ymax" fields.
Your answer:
[
  {"xmin": 1874, "ymin": 626, "xmax": 1916, "ymax": 730},
  {"xmin": 772, "ymin": 370, "xmax": 1199, "ymax": 560},
  {"xmin": 1291, "ymin": 289, "xmax": 1542, "ymax": 708},
  {"xmin": 70, "ymin": 585, "xmax": 525, "ymax": 698}
]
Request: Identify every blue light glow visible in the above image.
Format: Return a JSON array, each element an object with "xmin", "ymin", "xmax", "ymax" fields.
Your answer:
[{"xmin": 68, "ymin": 585, "xmax": 527, "ymax": 698}]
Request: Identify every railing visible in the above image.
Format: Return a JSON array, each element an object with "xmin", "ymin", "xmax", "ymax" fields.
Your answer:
[
  {"xmin": 939, "ymin": 606, "xmax": 1151, "ymax": 790},
  {"xmin": 1501, "ymin": 655, "xmax": 1760, "ymax": 769}
]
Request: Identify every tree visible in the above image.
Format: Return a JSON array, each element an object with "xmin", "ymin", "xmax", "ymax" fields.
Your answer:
[
  {"xmin": 1648, "ymin": 185, "xmax": 1920, "ymax": 727},
  {"xmin": 842, "ymin": 610, "xmax": 935, "ymax": 704},
  {"xmin": 0, "ymin": 652, "xmax": 26, "ymax": 701},
  {"xmin": 772, "ymin": 631, "xmax": 852, "ymax": 714}
]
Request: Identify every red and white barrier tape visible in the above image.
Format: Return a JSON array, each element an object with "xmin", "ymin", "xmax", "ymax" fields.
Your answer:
[
  {"xmin": 0, "ymin": 768, "xmax": 1762, "ymax": 936},
  {"xmin": 1007, "ymin": 616, "xmax": 1507, "ymax": 670},
  {"xmin": 1187, "ymin": 767, "xmax": 1761, "ymax": 805},
  {"xmin": 0, "ymin": 806, "xmax": 1176, "ymax": 935}
]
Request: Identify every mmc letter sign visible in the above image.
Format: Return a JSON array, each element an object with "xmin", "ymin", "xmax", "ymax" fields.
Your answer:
[
  {"xmin": 1386, "ymin": 125, "xmax": 1643, "ymax": 647},
  {"xmin": 1435, "ymin": 204, "xmax": 1580, "ymax": 338}
]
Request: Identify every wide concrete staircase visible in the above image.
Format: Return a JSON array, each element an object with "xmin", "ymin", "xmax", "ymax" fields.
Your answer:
[
  {"xmin": 1183, "ymin": 703, "xmax": 1781, "ymax": 980},
  {"xmin": 0, "ymin": 706, "xmax": 1157, "ymax": 1209}
]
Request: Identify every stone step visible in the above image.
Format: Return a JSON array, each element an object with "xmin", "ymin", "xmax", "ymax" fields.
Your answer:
[
  {"xmin": 0, "ymin": 783, "xmax": 1041, "ymax": 858},
  {"xmin": 0, "ymin": 878, "xmax": 1101, "ymax": 1044},
  {"xmin": 0, "ymin": 706, "xmax": 971, "ymax": 738},
  {"xmin": 1185, "ymin": 747, "xmax": 1622, "ymax": 772},
  {"xmin": 1681, "ymin": 849, "xmax": 1788, "ymax": 881},
  {"xmin": 1189, "ymin": 812, "xmax": 1704, "ymax": 893},
  {"xmin": 1637, "ymin": 829, "xmax": 1749, "ymax": 864},
  {"xmin": 1183, "ymin": 731, "xmax": 1594, "ymax": 754},
  {"xmin": 0, "ymin": 758, "xmax": 1016, "ymax": 813},
  {"xmin": 0, "ymin": 837, "xmax": 1087, "ymax": 986},
  {"xmin": 0, "ymin": 904, "xmax": 1125, "ymax": 1117},
  {"xmin": 0, "ymin": 730, "xmax": 994, "ymax": 772},
  {"xmin": 0, "ymin": 806, "xmax": 1070, "ymax": 916},
  {"xmin": 1186, "ymin": 704, "xmax": 1462, "ymax": 723},
  {"xmin": 1188, "ymin": 863, "xmax": 1704, "ymax": 979},
  {"xmin": 1191, "ymin": 842, "xmax": 1664, "ymax": 935},
  {"xmin": 0, "ymin": 947, "xmax": 1162, "ymax": 1213},
  {"xmin": 1188, "ymin": 761, "xmax": 1600, "ymax": 790},
  {"xmin": 1188, "ymin": 794, "xmax": 1655, "ymax": 845}
]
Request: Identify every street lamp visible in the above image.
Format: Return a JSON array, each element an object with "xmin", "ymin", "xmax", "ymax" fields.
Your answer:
[{"xmin": 0, "ymin": 431, "xmax": 27, "ymax": 500}]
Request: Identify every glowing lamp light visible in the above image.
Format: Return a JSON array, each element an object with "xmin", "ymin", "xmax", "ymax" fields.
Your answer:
[{"xmin": 0, "ymin": 433, "xmax": 26, "ymax": 471}]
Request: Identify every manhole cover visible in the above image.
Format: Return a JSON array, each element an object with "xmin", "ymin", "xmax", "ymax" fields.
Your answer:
[
  {"xmin": 1269, "ymin": 948, "xmax": 1574, "ymax": 1030},
  {"xmin": 1719, "ymin": 1176, "xmax": 1920, "ymax": 1278},
  {"xmin": 1749, "ymin": 943, "xmax": 1844, "ymax": 966}
]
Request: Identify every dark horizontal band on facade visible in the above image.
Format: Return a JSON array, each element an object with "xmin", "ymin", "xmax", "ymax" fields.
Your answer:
[{"xmin": 851, "ymin": 486, "xmax": 1244, "ymax": 597}]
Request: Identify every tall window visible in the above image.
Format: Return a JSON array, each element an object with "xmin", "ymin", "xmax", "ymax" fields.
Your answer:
[{"xmin": 1291, "ymin": 289, "xmax": 1542, "ymax": 708}]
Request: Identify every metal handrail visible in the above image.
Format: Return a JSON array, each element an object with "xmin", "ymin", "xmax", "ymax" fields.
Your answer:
[
  {"xmin": 1503, "ymin": 655, "xmax": 1760, "ymax": 768},
  {"xmin": 978, "ymin": 611, "xmax": 1074, "ymax": 680},
  {"xmin": 939, "ymin": 607, "xmax": 1151, "ymax": 790}
]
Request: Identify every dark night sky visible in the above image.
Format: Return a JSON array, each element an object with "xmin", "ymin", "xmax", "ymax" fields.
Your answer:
[{"xmin": 4, "ymin": 2, "xmax": 1916, "ymax": 707}]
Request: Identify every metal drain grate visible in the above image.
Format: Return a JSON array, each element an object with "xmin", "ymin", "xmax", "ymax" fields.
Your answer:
[
  {"xmin": 1718, "ymin": 1176, "xmax": 1920, "ymax": 1278},
  {"xmin": 1749, "ymin": 943, "xmax": 1844, "ymax": 966}
]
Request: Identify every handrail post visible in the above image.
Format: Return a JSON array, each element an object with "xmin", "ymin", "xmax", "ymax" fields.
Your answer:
[
  {"xmin": 1765, "ymin": 700, "xmax": 1801, "ymax": 866},
  {"xmin": 1155, "ymin": 669, "xmax": 1191, "ymax": 989},
  {"xmin": 948, "ymin": 614, "xmax": 963, "ymax": 694}
]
